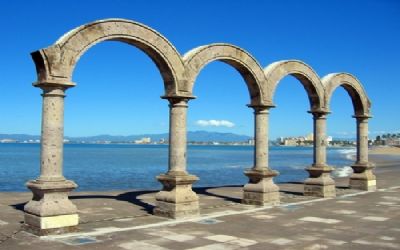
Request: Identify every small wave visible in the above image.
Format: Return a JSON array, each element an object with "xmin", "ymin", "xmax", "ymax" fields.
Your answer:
[
  {"xmin": 333, "ymin": 166, "xmax": 353, "ymax": 177},
  {"xmin": 287, "ymin": 165, "xmax": 307, "ymax": 170},
  {"xmin": 337, "ymin": 148, "xmax": 357, "ymax": 155},
  {"xmin": 225, "ymin": 165, "xmax": 242, "ymax": 169},
  {"xmin": 337, "ymin": 148, "xmax": 356, "ymax": 160}
]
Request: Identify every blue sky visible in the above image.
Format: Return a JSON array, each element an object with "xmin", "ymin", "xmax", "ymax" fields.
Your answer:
[{"xmin": 0, "ymin": 0, "xmax": 399, "ymax": 139}]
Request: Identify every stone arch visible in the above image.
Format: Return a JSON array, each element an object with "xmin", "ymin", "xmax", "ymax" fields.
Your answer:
[
  {"xmin": 183, "ymin": 44, "xmax": 268, "ymax": 106},
  {"xmin": 322, "ymin": 73, "xmax": 371, "ymax": 116},
  {"xmin": 264, "ymin": 60, "xmax": 325, "ymax": 111},
  {"xmin": 31, "ymin": 18, "xmax": 187, "ymax": 97}
]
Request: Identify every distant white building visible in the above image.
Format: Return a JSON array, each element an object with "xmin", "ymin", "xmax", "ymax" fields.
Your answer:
[
  {"xmin": 134, "ymin": 137, "xmax": 151, "ymax": 144},
  {"xmin": 0, "ymin": 139, "xmax": 17, "ymax": 143},
  {"xmin": 247, "ymin": 139, "xmax": 255, "ymax": 145},
  {"xmin": 305, "ymin": 133, "xmax": 314, "ymax": 141}
]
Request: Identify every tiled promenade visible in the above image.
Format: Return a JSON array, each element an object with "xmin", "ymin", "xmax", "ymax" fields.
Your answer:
[{"xmin": 1, "ymin": 163, "xmax": 399, "ymax": 249}]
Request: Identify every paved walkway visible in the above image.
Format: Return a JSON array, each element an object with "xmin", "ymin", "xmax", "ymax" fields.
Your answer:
[{"xmin": 1, "ymin": 164, "xmax": 400, "ymax": 249}]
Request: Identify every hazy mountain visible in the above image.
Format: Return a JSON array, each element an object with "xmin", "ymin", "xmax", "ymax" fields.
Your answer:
[{"xmin": 0, "ymin": 131, "xmax": 252, "ymax": 143}]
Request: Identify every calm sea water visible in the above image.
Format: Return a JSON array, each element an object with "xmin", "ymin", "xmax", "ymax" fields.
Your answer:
[{"xmin": 0, "ymin": 144, "xmax": 356, "ymax": 192}]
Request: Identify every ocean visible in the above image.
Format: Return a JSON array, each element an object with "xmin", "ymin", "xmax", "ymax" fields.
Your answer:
[{"xmin": 0, "ymin": 144, "xmax": 356, "ymax": 192}]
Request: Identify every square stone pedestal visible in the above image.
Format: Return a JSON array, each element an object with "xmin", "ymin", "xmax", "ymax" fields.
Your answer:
[
  {"xmin": 350, "ymin": 163, "xmax": 376, "ymax": 191},
  {"xmin": 154, "ymin": 173, "xmax": 199, "ymax": 219},
  {"xmin": 242, "ymin": 168, "xmax": 280, "ymax": 206},
  {"xmin": 304, "ymin": 166, "xmax": 336, "ymax": 198},
  {"xmin": 24, "ymin": 179, "xmax": 79, "ymax": 235}
]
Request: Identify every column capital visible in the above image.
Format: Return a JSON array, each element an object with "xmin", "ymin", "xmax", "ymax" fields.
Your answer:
[
  {"xmin": 33, "ymin": 80, "xmax": 76, "ymax": 90},
  {"xmin": 353, "ymin": 114, "xmax": 372, "ymax": 121},
  {"xmin": 34, "ymin": 80, "xmax": 75, "ymax": 98},
  {"xmin": 308, "ymin": 109, "xmax": 330, "ymax": 119},
  {"xmin": 161, "ymin": 95, "xmax": 195, "ymax": 107},
  {"xmin": 41, "ymin": 87, "xmax": 67, "ymax": 98},
  {"xmin": 247, "ymin": 104, "xmax": 275, "ymax": 114}
]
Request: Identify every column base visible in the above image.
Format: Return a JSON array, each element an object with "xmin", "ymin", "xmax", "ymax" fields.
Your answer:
[
  {"xmin": 24, "ymin": 213, "xmax": 79, "ymax": 236},
  {"xmin": 24, "ymin": 179, "xmax": 79, "ymax": 235},
  {"xmin": 349, "ymin": 163, "xmax": 376, "ymax": 191},
  {"xmin": 242, "ymin": 168, "xmax": 280, "ymax": 206},
  {"xmin": 154, "ymin": 172, "xmax": 199, "ymax": 219},
  {"xmin": 304, "ymin": 165, "xmax": 336, "ymax": 198}
]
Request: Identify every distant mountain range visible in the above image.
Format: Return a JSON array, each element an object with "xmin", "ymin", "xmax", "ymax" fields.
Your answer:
[{"xmin": 0, "ymin": 131, "xmax": 252, "ymax": 143}]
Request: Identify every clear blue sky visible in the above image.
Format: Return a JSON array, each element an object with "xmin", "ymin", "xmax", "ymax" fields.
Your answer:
[{"xmin": 0, "ymin": 0, "xmax": 399, "ymax": 139}]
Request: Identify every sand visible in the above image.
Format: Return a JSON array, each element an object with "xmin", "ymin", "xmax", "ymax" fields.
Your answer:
[{"xmin": 369, "ymin": 146, "xmax": 400, "ymax": 155}]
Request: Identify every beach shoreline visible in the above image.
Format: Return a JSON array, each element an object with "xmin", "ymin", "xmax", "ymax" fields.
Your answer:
[{"xmin": 369, "ymin": 145, "xmax": 400, "ymax": 155}]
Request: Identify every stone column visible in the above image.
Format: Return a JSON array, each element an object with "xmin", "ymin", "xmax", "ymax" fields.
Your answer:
[
  {"xmin": 154, "ymin": 97, "xmax": 199, "ymax": 218},
  {"xmin": 24, "ymin": 82, "xmax": 78, "ymax": 235},
  {"xmin": 243, "ymin": 105, "xmax": 280, "ymax": 205},
  {"xmin": 350, "ymin": 116, "xmax": 376, "ymax": 190},
  {"xmin": 304, "ymin": 111, "xmax": 336, "ymax": 197}
]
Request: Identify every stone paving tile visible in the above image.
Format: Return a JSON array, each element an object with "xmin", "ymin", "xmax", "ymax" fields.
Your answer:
[
  {"xmin": 324, "ymin": 238, "xmax": 347, "ymax": 246},
  {"xmin": 332, "ymin": 209, "xmax": 357, "ymax": 215},
  {"xmin": 229, "ymin": 238, "xmax": 258, "ymax": 247},
  {"xmin": 382, "ymin": 196, "xmax": 400, "ymax": 201},
  {"xmin": 336, "ymin": 200, "xmax": 355, "ymax": 204},
  {"xmin": 352, "ymin": 239, "xmax": 400, "ymax": 249},
  {"xmin": 119, "ymin": 240, "xmax": 170, "ymax": 250},
  {"xmin": 270, "ymin": 237, "xmax": 294, "ymax": 246},
  {"xmin": 298, "ymin": 216, "xmax": 342, "ymax": 224},
  {"xmin": 163, "ymin": 234, "xmax": 196, "ymax": 242},
  {"xmin": 379, "ymin": 236, "xmax": 396, "ymax": 241},
  {"xmin": 250, "ymin": 214, "xmax": 276, "ymax": 219},
  {"xmin": 362, "ymin": 216, "xmax": 389, "ymax": 221},
  {"xmin": 186, "ymin": 243, "xmax": 240, "ymax": 250},
  {"xmin": 204, "ymin": 234, "xmax": 237, "ymax": 242}
]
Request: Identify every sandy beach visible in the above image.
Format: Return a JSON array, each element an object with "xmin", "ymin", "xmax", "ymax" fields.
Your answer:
[
  {"xmin": 368, "ymin": 146, "xmax": 400, "ymax": 169},
  {"xmin": 369, "ymin": 145, "xmax": 400, "ymax": 155}
]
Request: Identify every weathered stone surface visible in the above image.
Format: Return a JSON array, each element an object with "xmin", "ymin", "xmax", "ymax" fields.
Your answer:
[
  {"xmin": 243, "ymin": 169, "xmax": 280, "ymax": 205},
  {"xmin": 322, "ymin": 74, "xmax": 374, "ymax": 191},
  {"xmin": 350, "ymin": 163, "xmax": 377, "ymax": 191},
  {"xmin": 264, "ymin": 60, "xmax": 326, "ymax": 111},
  {"xmin": 31, "ymin": 18, "xmax": 187, "ymax": 97},
  {"xmin": 183, "ymin": 44, "xmax": 269, "ymax": 106},
  {"xmin": 322, "ymin": 73, "xmax": 371, "ymax": 116},
  {"xmin": 24, "ymin": 180, "xmax": 78, "ymax": 217},
  {"xmin": 304, "ymin": 166, "xmax": 336, "ymax": 198},
  {"xmin": 302, "ymin": 111, "xmax": 336, "ymax": 198},
  {"xmin": 242, "ymin": 105, "xmax": 280, "ymax": 205},
  {"xmin": 154, "ymin": 173, "xmax": 199, "ymax": 218}
]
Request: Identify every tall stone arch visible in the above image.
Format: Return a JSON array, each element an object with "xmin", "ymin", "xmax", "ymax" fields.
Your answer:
[
  {"xmin": 183, "ymin": 43, "xmax": 269, "ymax": 106},
  {"xmin": 31, "ymin": 18, "xmax": 187, "ymax": 96},
  {"xmin": 184, "ymin": 44, "xmax": 280, "ymax": 206},
  {"xmin": 322, "ymin": 73, "xmax": 375, "ymax": 191},
  {"xmin": 264, "ymin": 60, "xmax": 325, "ymax": 110},
  {"xmin": 322, "ymin": 73, "xmax": 371, "ymax": 116},
  {"xmin": 24, "ymin": 18, "xmax": 198, "ymax": 235},
  {"xmin": 264, "ymin": 60, "xmax": 335, "ymax": 198}
]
